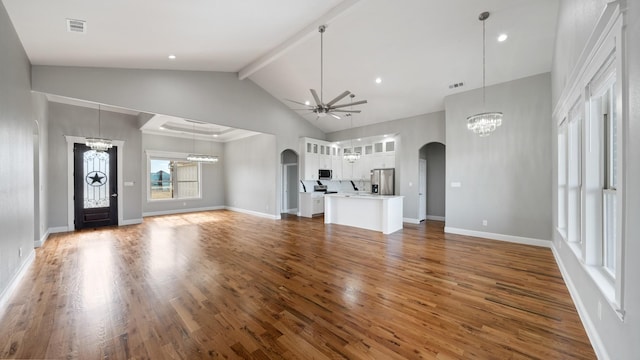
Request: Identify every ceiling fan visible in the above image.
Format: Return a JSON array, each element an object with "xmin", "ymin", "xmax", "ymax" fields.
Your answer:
[{"xmin": 287, "ymin": 25, "xmax": 367, "ymax": 120}]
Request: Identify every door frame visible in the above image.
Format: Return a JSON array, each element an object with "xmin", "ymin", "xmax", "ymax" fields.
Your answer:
[
  {"xmin": 65, "ymin": 136, "xmax": 125, "ymax": 230},
  {"xmin": 418, "ymin": 158, "xmax": 427, "ymax": 222},
  {"xmin": 282, "ymin": 163, "xmax": 298, "ymax": 214}
]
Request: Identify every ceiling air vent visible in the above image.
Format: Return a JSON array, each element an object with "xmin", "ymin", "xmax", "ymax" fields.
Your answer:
[{"xmin": 66, "ymin": 19, "xmax": 86, "ymax": 33}]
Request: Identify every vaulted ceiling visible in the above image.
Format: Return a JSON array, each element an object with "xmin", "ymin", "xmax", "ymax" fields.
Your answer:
[{"xmin": 2, "ymin": 0, "xmax": 559, "ymax": 133}]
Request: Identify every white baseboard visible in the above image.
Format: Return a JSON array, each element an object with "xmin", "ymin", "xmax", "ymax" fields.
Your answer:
[
  {"xmin": 49, "ymin": 226, "xmax": 70, "ymax": 234},
  {"xmin": 444, "ymin": 227, "xmax": 551, "ymax": 248},
  {"xmin": 143, "ymin": 206, "xmax": 225, "ymax": 217},
  {"xmin": 0, "ymin": 250, "xmax": 35, "ymax": 317},
  {"xmin": 551, "ymin": 244, "xmax": 609, "ymax": 360},
  {"xmin": 426, "ymin": 215, "xmax": 446, "ymax": 221},
  {"xmin": 121, "ymin": 218, "xmax": 143, "ymax": 226},
  {"xmin": 403, "ymin": 218, "xmax": 420, "ymax": 224},
  {"xmin": 225, "ymin": 206, "xmax": 279, "ymax": 220},
  {"xmin": 34, "ymin": 229, "xmax": 50, "ymax": 248}
]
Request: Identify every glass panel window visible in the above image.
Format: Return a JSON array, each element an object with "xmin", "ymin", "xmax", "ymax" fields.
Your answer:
[
  {"xmin": 385, "ymin": 141, "xmax": 395, "ymax": 152},
  {"xmin": 557, "ymin": 125, "xmax": 567, "ymax": 235},
  {"xmin": 149, "ymin": 158, "xmax": 201, "ymax": 200},
  {"xmin": 601, "ymin": 82, "xmax": 617, "ymax": 275},
  {"xmin": 84, "ymin": 150, "xmax": 110, "ymax": 208}
]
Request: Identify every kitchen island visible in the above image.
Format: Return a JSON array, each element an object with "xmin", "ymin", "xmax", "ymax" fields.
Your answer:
[{"xmin": 324, "ymin": 193, "xmax": 403, "ymax": 234}]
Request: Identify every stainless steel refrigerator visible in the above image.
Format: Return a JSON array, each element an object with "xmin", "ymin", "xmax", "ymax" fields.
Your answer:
[{"xmin": 370, "ymin": 168, "xmax": 395, "ymax": 195}]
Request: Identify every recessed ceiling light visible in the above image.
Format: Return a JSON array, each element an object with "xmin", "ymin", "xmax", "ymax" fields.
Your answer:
[
  {"xmin": 213, "ymin": 134, "xmax": 219, "ymax": 137},
  {"xmin": 159, "ymin": 126, "xmax": 165, "ymax": 130},
  {"xmin": 383, "ymin": 134, "xmax": 388, "ymax": 137},
  {"xmin": 304, "ymin": 100, "xmax": 310, "ymax": 106},
  {"xmin": 497, "ymin": 34, "xmax": 508, "ymax": 42},
  {"xmin": 168, "ymin": 54, "xmax": 176, "ymax": 60},
  {"xmin": 357, "ymin": 138, "xmax": 361, "ymax": 141},
  {"xmin": 375, "ymin": 77, "xmax": 382, "ymax": 84}
]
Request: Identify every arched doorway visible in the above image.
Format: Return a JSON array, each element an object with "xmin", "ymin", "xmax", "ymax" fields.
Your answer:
[
  {"xmin": 281, "ymin": 149, "xmax": 299, "ymax": 216},
  {"xmin": 418, "ymin": 142, "xmax": 446, "ymax": 222}
]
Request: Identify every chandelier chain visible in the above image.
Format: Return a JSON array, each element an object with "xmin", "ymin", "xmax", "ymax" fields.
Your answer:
[{"xmin": 482, "ymin": 16, "xmax": 486, "ymax": 106}]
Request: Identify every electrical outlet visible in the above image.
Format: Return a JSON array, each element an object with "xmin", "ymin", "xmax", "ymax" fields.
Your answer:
[
  {"xmin": 482, "ymin": 220, "xmax": 488, "ymax": 226},
  {"xmin": 598, "ymin": 301, "xmax": 602, "ymax": 320}
]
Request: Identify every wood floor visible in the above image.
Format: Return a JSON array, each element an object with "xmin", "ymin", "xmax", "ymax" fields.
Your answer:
[{"xmin": 0, "ymin": 210, "xmax": 595, "ymax": 359}]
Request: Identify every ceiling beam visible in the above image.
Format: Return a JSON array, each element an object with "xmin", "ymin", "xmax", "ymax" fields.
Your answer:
[{"xmin": 238, "ymin": 0, "xmax": 364, "ymax": 80}]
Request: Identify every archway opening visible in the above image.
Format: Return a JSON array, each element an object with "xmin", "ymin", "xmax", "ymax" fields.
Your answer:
[
  {"xmin": 281, "ymin": 149, "xmax": 299, "ymax": 216},
  {"xmin": 418, "ymin": 142, "xmax": 446, "ymax": 222}
]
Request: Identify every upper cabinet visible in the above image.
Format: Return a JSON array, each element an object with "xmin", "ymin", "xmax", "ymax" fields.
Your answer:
[{"xmin": 300, "ymin": 136, "xmax": 397, "ymax": 181}]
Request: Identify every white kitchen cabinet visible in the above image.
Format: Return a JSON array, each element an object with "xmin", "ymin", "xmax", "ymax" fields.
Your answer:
[
  {"xmin": 299, "ymin": 192, "xmax": 325, "ymax": 218},
  {"xmin": 301, "ymin": 137, "xmax": 342, "ymax": 180},
  {"xmin": 332, "ymin": 150, "xmax": 343, "ymax": 180},
  {"xmin": 304, "ymin": 153, "xmax": 318, "ymax": 180}
]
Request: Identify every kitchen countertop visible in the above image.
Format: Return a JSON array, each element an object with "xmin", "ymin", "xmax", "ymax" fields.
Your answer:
[{"xmin": 323, "ymin": 193, "xmax": 403, "ymax": 200}]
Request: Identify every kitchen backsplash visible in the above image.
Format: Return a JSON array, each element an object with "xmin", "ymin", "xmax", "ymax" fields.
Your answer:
[{"xmin": 300, "ymin": 179, "xmax": 371, "ymax": 193}]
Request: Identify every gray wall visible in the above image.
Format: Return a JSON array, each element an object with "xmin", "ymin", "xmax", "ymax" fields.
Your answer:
[
  {"xmin": 551, "ymin": 1, "xmax": 640, "ymax": 359},
  {"xmin": 31, "ymin": 66, "xmax": 325, "ymax": 216},
  {"xmin": 551, "ymin": 0, "xmax": 609, "ymax": 105},
  {"xmin": 420, "ymin": 142, "xmax": 445, "ymax": 218},
  {"xmin": 0, "ymin": 1, "xmax": 35, "ymax": 298},
  {"xmin": 444, "ymin": 73, "xmax": 552, "ymax": 240},
  {"xmin": 224, "ymin": 134, "xmax": 277, "ymax": 216},
  {"xmin": 327, "ymin": 111, "xmax": 446, "ymax": 221},
  {"xmin": 142, "ymin": 133, "xmax": 225, "ymax": 215},
  {"xmin": 47, "ymin": 102, "xmax": 143, "ymax": 227}
]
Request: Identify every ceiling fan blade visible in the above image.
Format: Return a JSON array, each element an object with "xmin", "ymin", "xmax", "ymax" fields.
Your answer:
[
  {"xmin": 331, "ymin": 109, "xmax": 361, "ymax": 113},
  {"xmin": 329, "ymin": 113, "xmax": 341, "ymax": 119},
  {"xmin": 326, "ymin": 90, "xmax": 351, "ymax": 106},
  {"xmin": 310, "ymin": 89, "xmax": 322, "ymax": 105},
  {"xmin": 331, "ymin": 99, "xmax": 368, "ymax": 109},
  {"xmin": 285, "ymin": 98, "xmax": 312, "ymax": 107}
]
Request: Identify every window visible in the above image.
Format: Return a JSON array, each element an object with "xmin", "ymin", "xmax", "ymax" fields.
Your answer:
[
  {"xmin": 599, "ymin": 80, "xmax": 618, "ymax": 276},
  {"xmin": 567, "ymin": 103, "xmax": 583, "ymax": 247},
  {"xmin": 557, "ymin": 122, "xmax": 567, "ymax": 237},
  {"xmin": 553, "ymin": 2, "xmax": 624, "ymax": 317},
  {"xmin": 149, "ymin": 157, "xmax": 201, "ymax": 200}
]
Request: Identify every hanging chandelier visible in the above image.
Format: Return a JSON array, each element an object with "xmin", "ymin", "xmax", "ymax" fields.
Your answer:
[
  {"xmin": 86, "ymin": 104, "xmax": 114, "ymax": 151},
  {"xmin": 343, "ymin": 94, "xmax": 361, "ymax": 163},
  {"xmin": 186, "ymin": 122, "xmax": 219, "ymax": 163},
  {"xmin": 467, "ymin": 11, "xmax": 503, "ymax": 137},
  {"xmin": 187, "ymin": 154, "xmax": 219, "ymax": 163}
]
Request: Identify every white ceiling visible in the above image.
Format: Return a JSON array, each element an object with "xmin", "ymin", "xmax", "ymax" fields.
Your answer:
[
  {"xmin": 141, "ymin": 114, "xmax": 261, "ymax": 143},
  {"xmin": 3, "ymin": 0, "xmax": 559, "ymax": 133}
]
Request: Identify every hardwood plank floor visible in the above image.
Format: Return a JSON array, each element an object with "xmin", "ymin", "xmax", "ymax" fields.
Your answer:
[{"xmin": 0, "ymin": 210, "xmax": 595, "ymax": 359}]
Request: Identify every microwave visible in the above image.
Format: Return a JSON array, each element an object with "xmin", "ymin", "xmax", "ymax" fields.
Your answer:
[{"xmin": 318, "ymin": 169, "xmax": 332, "ymax": 179}]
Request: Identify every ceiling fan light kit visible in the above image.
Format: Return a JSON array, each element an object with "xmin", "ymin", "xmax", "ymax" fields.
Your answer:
[
  {"xmin": 467, "ymin": 11, "xmax": 503, "ymax": 137},
  {"xmin": 288, "ymin": 25, "xmax": 367, "ymax": 121}
]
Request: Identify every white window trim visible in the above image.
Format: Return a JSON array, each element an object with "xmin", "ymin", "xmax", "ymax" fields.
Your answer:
[
  {"xmin": 552, "ymin": 0, "xmax": 626, "ymax": 320},
  {"xmin": 146, "ymin": 150, "xmax": 203, "ymax": 202}
]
